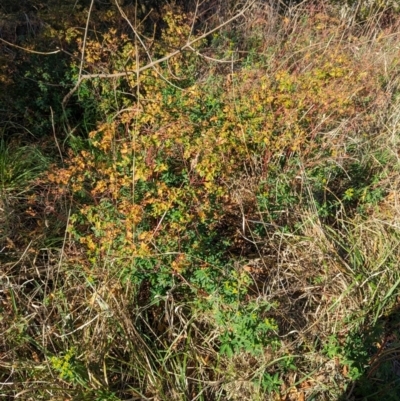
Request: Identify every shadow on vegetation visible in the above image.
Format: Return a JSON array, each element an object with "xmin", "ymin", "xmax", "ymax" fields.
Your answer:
[{"xmin": 339, "ymin": 304, "xmax": 400, "ymax": 401}]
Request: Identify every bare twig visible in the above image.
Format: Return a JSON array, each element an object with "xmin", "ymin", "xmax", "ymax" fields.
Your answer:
[
  {"xmin": 187, "ymin": 44, "xmax": 238, "ymax": 63},
  {"xmin": 78, "ymin": 0, "xmax": 95, "ymax": 82},
  {"xmin": 61, "ymin": 1, "xmax": 254, "ymax": 110},
  {"xmin": 115, "ymin": 0, "xmax": 186, "ymax": 91},
  {"xmin": 50, "ymin": 107, "xmax": 64, "ymax": 165},
  {"xmin": 0, "ymin": 37, "xmax": 61, "ymax": 55}
]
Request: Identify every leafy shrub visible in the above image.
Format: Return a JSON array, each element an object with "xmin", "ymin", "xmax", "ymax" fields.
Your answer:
[{"xmin": 4, "ymin": 2, "xmax": 400, "ymax": 400}]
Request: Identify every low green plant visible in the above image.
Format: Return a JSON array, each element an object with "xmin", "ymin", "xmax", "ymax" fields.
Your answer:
[
  {"xmin": 260, "ymin": 371, "xmax": 282, "ymax": 394},
  {"xmin": 4, "ymin": 2, "xmax": 400, "ymax": 400}
]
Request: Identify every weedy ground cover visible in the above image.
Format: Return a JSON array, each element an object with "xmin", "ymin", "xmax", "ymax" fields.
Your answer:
[{"xmin": 2, "ymin": 1, "xmax": 400, "ymax": 400}]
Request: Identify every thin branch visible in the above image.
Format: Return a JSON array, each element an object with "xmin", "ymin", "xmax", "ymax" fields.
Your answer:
[
  {"xmin": 0, "ymin": 37, "xmax": 61, "ymax": 55},
  {"xmin": 78, "ymin": 0, "xmax": 95, "ymax": 82},
  {"xmin": 188, "ymin": 0, "xmax": 203, "ymax": 40},
  {"xmin": 115, "ymin": 0, "xmax": 152, "ymax": 66},
  {"xmin": 115, "ymin": 0, "xmax": 185, "ymax": 91},
  {"xmin": 50, "ymin": 106, "xmax": 64, "ymax": 165},
  {"xmin": 187, "ymin": 44, "xmax": 238, "ymax": 63},
  {"xmin": 62, "ymin": 1, "xmax": 254, "ymax": 109}
]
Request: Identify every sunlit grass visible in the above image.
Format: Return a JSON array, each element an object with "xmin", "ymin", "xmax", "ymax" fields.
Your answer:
[{"xmin": 2, "ymin": 1, "xmax": 400, "ymax": 400}]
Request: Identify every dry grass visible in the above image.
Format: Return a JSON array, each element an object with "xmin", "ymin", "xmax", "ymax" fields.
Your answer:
[{"xmin": 2, "ymin": 1, "xmax": 400, "ymax": 400}]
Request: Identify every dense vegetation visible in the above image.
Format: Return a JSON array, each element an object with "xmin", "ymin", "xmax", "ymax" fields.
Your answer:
[{"xmin": 1, "ymin": 0, "xmax": 400, "ymax": 400}]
